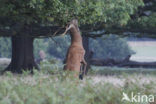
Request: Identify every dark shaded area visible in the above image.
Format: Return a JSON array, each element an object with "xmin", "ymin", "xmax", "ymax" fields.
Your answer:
[
  {"xmin": 3, "ymin": 36, "xmax": 39, "ymax": 73},
  {"xmin": 82, "ymin": 35, "xmax": 90, "ymax": 75},
  {"xmin": 91, "ymin": 55, "xmax": 156, "ymax": 68}
]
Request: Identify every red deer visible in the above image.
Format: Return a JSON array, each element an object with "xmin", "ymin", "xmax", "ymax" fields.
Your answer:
[{"xmin": 62, "ymin": 19, "xmax": 87, "ymax": 79}]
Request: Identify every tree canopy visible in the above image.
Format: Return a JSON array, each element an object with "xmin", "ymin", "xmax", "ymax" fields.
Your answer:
[
  {"xmin": 0, "ymin": 0, "xmax": 146, "ymax": 37},
  {"xmin": 0, "ymin": 0, "xmax": 156, "ymax": 73}
]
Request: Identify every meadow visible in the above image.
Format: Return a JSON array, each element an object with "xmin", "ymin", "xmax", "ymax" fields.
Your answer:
[
  {"xmin": 128, "ymin": 41, "xmax": 156, "ymax": 62},
  {"xmin": 0, "ymin": 41, "xmax": 156, "ymax": 104},
  {"xmin": 0, "ymin": 63, "xmax": 156, "ymax": 104}
]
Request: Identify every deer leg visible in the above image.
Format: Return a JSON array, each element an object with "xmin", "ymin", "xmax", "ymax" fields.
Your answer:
[
  {"xmin": 82, "ymin": 58, "xmax": 87, "ymax": 74},
  {"xmin": 79, "ymin": 63, "xmax": 84, "ymax": 80},
  {"xmin": 79, "ymin": 59, "xmax": 87, "ymax": 80}
]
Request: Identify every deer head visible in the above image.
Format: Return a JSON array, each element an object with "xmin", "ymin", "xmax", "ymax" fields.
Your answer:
[{"xmin": 61, "ymin": 19, "xmax": 79, "ymax": 36}]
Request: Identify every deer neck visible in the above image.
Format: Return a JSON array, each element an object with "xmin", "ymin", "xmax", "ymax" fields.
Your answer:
[{"xmin": 70, "ymin": 28, "xmax": 83, "ymax": 46}]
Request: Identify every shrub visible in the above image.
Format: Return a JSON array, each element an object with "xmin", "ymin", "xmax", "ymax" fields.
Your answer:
[
  {"xmin": 47, "ymin": 35, "xmax": 70, "ymax": 59},
  {"xmin": 90, "ymin": 35, "xmax": 135, "ymax": 60}
]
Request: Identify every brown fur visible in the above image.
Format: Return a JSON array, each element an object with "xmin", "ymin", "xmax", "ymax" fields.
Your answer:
[{"xmin": 63, "ymin": 19, "xmax": 87, "ymax": 77}]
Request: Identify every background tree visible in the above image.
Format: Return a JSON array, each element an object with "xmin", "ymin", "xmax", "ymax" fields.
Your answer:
[
  {"xmin": 90, "ymin": 35, "xmax": 135, "ymax": 60},
  {"xmin": 0, "ymin": 0, "xmax": 146, "ymax": 72}
]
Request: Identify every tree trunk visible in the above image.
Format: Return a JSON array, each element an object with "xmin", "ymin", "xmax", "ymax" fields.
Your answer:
[
  {"xmin": 82, "ymin": 35, "xmax": 91, "ymax": 75},
  {"xmin": 4, "ymin": 36, "xmax": 39, "ymax": 73}
]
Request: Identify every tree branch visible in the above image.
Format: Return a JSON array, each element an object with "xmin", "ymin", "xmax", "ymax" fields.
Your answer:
[
  {"xmin": 0, "ymin": 24, "xmax": 156, "ymax": 38},
  {"xmin": 0, "ymin": 25, "xmax": 66, "ymax": 37},
  {"xmin": 85, "ymin": 27, "xmax": 156, "ymax": 38}
]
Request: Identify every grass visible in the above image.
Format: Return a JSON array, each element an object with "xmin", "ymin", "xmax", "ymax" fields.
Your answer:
[
  {"xmin": 0, "ymin": 71, "xmax": 156, "ymax": 104},
  {"xmin": 0, "ymin": 63, "xmax": 156, "ymax": 104},
  {"xmin": 128, "ymin": 41, "xmax": 156, "ymax": 62},
  {"xmin": 1, "ymin": 40, "xmax": 156, "ymax": 104},
  {"xmin": 0, "ymin": 61, "xmax": 156, "ymax": 104},
  {"xmin": 90, "ymin": 66, "xmax": 156, "ymax": 76}
]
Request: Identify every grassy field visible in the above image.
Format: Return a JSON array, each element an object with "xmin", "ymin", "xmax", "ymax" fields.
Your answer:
[
  {"xmin": 0, "ymin": 64, "xmax": 156, "ymax": 104},
  {"xmin": 0, "ymin": 40, "xmax": 156, "ymax": 104},
  {"xmin": 128, "ymin": 41, "xmax": 156, "ymax": 62},
  {"xmin": 0, "ymin": 71, "xmax": 156, "ymax": 104}
]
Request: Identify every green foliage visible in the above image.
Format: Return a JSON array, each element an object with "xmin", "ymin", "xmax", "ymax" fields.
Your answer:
[
  {"xmin": 39, "ymin": 59, "xmax": 62, "ymax": 74},
  {"xmin": 0, "ymin": 69, "xmax": 155, "ymax": 104},
  {"xmin": 0, "ymin": 0, "xmax": 144, "ymax": 27},
  {"xmin": 90, "ymin": 35, "xmax": 134, "ymax": 60},
  {"xmin": 90, "ymin": 66, "xmax": 156, "ymax": 76},
  {"xmin": 47, "ymin": 35, "xmax": 70, "ymax": 59},
  {"xmin": 129, "ymin": 13, "xmax": 156, "ymax": 29},
  {"xmin": 33, "ymin": 38, "xmax": 49, "ymax": 58}
]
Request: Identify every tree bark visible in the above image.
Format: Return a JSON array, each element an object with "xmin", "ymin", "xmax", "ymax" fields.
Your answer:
[{"xmin": 4, "ymin": 36, "xmax": 39, "ymax": 73}]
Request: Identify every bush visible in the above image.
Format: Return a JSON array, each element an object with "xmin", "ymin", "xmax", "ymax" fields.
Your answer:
[
  {"xmin": 33, "ymin": 38, "xmax": 50, "ymax": 59},
  {"xmin": 90, "ymin": 35, "xmax": 135, "ymax": 60},
  {"xmin": 47, "ymin": 35, "xmax": 70, "ymax": 59}
]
